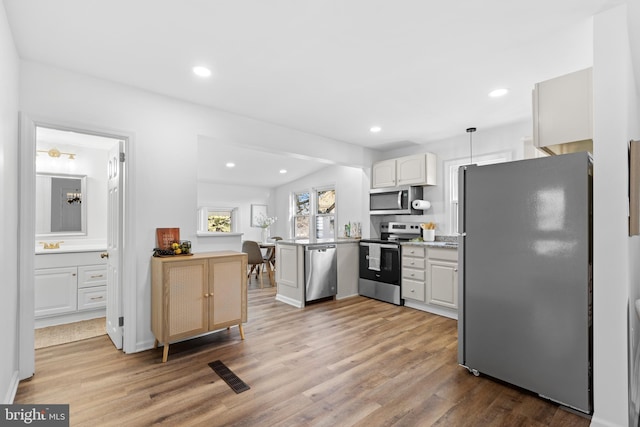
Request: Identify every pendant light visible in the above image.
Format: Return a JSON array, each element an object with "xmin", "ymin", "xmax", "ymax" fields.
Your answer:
[{"xmin": 466, "ymin": 127, "xmax": 476, "ymax": 164}]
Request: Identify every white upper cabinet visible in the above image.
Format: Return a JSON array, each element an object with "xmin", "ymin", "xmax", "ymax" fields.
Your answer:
[
  {"xmin": 372, "ymin": 153, "xmax": 437, "ymax": 188},
  {"xmin": 533, "ymin": 67, "xmax": 593, "ymax": 155},
  {"xmin": 372, "ymin": 159, "xmax": 397, "ymax": 188}
]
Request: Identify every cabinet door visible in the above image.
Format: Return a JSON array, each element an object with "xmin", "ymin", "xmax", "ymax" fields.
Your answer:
[
  {"xmin": 166, "ymin": 260, "xmax": 208, "ymax": 340},
  {"xmin": 210, "ymin": 258, "xmax": 246, "ymax": 328},
  {"xmin": 397, "ymin": 154, "xmax": 426, "ymax": 186},
  {"xmin": 35, "ymin": 267, "xmax": 77, "ymax": 317},
  {"xmin": 533, "ymin": 68, "xmax": 592, "ymax": 149},
  {"xmin": 372, "ymin": 159, "xmax": 396, "ymax": 188},
  {"xmin": 427, "ymin": 260, "xmax": 458, "ymax": 309}
]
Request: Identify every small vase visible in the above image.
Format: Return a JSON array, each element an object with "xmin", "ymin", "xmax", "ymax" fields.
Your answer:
[{"xmin": 261, "ymin": 228, "xmax": 269, "ymax": 243}]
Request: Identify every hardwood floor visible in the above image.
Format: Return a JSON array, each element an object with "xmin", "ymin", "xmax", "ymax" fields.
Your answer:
[{"xmin": 16, "ymin": 286, "xmax": 591, "ymax": 427}]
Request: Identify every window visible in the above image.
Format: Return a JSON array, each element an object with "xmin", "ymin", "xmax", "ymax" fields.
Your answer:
[
  {"xmin": 292, "ymin": 187, "xmax": 336, "ymax": 239},
  {"xmin": 197, "ymin": 207, "xmax": 239, "ymax": 234},
  {"xmin": 445, "ymin": 152, "xmax": 511, "ymax": 235}
]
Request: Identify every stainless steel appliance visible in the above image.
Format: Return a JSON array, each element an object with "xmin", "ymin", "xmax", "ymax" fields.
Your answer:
[
  {"xmin": 304, "ymin": 244, "xmax": 337, "ymax": 302},
  {"xmin": 369, "ymin": 186, "xmax": 423, "ymax": 215},
  {"xmin": 458, "ymin": 152, "xmax": 592, "ymax": 414},
  {"xmin": 359, "ymin": 222, "xmax": 421, "ymax": 305}
]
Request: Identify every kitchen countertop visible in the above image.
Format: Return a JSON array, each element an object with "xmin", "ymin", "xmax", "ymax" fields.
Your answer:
[
  {"xmin": 35, "ymin": 243, "xmax": 107, "ymax": 254},
  {"xmin": 276, "ymin": 238, "xmax": 361, "ymax": 246},
  {"xmin": 402, "ymin": 236, "xmax": 459, "ymax": 249}
]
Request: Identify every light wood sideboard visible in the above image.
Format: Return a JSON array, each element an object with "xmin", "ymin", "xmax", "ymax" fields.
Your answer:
[{"xmin": 151, "ymin": 251, "xmax": 248, "ymax": 362}]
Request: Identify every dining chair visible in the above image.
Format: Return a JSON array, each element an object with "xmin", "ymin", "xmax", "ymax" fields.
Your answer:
[{"xmin": 241, "ymin": 240, "xmax": 265, "ymax": 288}]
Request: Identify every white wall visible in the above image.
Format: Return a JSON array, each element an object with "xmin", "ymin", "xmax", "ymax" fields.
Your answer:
[
  {"xmin": 18, "ymin": 60, "xmax": 374, "ymax": 351},
  {"xmin": 592, "ymin": 4, "xmax": 639, "ymax": 427},
  {"xmin": 197, "ymin": 181, "xmax": 274, "ymax": 247},
  {"xmin": 371, "ymin": 120, "xmax": 531, "ymax": 235},
  {"xmin": 0, "ymin": 0, "xmax": 20, "ymax": 403},
  {"xmin": 35, "ymin": 144, "xmax": 110, "ymax": 243},
  {"xmin": 272, "ymin": 164, "xmax": 368, "ymax": 239}
]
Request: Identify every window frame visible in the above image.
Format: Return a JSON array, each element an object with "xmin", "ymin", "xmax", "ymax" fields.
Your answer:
[
  {"xmin": 196, "ymin": 206, "xmax": 241, "ymax": 236},
  {"xmin": 291, "ymin": 185, "xmax": 336, "ymax": 239},
  {"xmin": 444, "ymin": 152, "xmax": 512, "ymax": 235}
]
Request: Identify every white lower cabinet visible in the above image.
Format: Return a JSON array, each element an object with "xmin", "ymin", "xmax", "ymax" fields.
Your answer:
[
  {"xmin": 402, "ymin": 246, "xmax": 426, "ymax": 303},
  {"xmin": 35, "ymin": 267, "xmax": 78, "ymax": 317},
  {"xmin": 401, "ymin": 244, "xmax": 458, "ymax": 318},
  {"xmin": 426, "ymin": 248, "xmax": 458, "ymax": 309},
  {"xmin": 35, "ymin": 251, "xmax": 107, "ymax": 326}
]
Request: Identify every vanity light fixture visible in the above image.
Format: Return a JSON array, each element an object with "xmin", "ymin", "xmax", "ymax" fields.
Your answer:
[
  {"xmin": 489, "ymin": 88, "xmax": 509, "ymax": 98},
  {"xmin": 370, "ymin": 126, "xmax": 382, "ymax": 133},
  {"xmin": 193, "ymin": 66, "xmax": 212, "ymax": 77},
  {"xmin": 66, "ymin": 191, "xmax": 82, "ymax": 204},
  {"xmin": 37, "ymin": 148, "xmax": 76, "ymax": 160}
]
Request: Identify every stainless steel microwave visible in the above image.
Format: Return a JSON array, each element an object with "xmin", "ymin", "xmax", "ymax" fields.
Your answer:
[{"xmin": 369, "ymin": 186, "xmax": 423, "ymax": 215}]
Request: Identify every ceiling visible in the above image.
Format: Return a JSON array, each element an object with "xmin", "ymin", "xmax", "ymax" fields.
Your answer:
[{"xmin": 4, "ymin": 0, "xmax": 631, "ymax": 186}]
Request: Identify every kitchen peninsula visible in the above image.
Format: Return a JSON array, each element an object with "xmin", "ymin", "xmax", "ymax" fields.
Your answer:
[{"xmin": 275, "ymin": 238, "xmax": 360, "ymax": 308}]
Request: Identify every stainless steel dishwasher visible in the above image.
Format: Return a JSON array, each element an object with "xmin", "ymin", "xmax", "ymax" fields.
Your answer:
[{"xmin": 304, "ymin": 244, "xmax": 337, "ymax": 302}]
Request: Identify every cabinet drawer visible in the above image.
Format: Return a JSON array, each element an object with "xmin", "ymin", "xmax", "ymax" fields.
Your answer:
[
  {"xmin": 428, "ymin": 247, "xmax": 458, "ymax": 262},
  {"xmin": 78, "ymin": 265, "xmax": 107, "ymax": 288},
  {"xmin": 402, "ymin": 246, "xmax": 425, "ymax": 258},
  {"xmin": 78, "ymin": 286, "xmax": 107, "ymax": 310},
  {"xmin": 402, "ymin": 267, "xmax": 425, "ymax": 282},
  {"xmin": 402, "ymin": 256, "xmax": 425, "ymax": 269},
  {"xmin": 402, "ymin": 278, "xmax": 425, "ymax": 302}
]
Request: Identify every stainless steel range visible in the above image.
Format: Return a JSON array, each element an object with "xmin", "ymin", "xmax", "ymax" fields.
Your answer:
[{"xmin": 359, "ymin": 222, "xmax": 421, "ymax": 305}]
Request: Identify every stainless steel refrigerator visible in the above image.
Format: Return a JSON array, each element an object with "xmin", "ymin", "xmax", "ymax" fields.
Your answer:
[{"xmin": 457, "ymin": 151, "xmax": 592, "ymax": 414}]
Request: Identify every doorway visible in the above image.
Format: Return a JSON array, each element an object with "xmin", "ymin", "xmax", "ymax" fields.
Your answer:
[
  {"xmin": 18, "ymin": 115, "xmax": 134, "ymax": 380},
  {"xmin": 34, "ymin": 127, "xmax": 119, "ymax": 348}
]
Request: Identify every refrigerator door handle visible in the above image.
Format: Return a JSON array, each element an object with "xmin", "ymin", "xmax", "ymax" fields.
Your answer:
[{"xmin": 457, "ymin": 165, "xmax": 467, "ymax": 365}]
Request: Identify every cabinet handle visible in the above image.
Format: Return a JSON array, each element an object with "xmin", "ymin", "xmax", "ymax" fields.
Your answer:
[
  {"xmin": 204, "ymin": 293, "xmax": 210, "ymax": 297},
  {"xmin": 72, "ymin": 273, "xmax": 76, "ymax": 276},
  {"xmin": 90, "ymin": 274, "xmax": 104, "ymax": 278},
  {"xmin": 410, "ymin": 289, "xmax": 415, "ymax": 292},
  {"xmin": 90, "ymin": 296, "xmax": 104, "ymax": 301},
  {"xmin": 100, "ymin": 252, "xmax": 109, "ymax": 259}
]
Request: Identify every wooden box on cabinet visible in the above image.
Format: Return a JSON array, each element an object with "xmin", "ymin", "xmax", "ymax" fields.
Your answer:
[{"xmin": 151, "ymin": 251, "xmax": 248, "ymax": 363}]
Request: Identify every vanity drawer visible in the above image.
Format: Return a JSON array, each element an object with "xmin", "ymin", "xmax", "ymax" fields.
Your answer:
[
  {"xmin": 78, "ymin": 286, "xmax": 107, "ymax": 310},
  {"xmin": 78, "ymin": 265, "xmax": 107, "ymax": 288}
]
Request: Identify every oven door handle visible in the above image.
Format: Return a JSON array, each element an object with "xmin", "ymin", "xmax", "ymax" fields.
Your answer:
[{"xmin": 360, "ymin": 243, "xmax": 399, "ymax": 250}]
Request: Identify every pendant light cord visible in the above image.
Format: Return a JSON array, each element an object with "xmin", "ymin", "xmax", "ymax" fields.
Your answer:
[{"xmin": 466, "ymin": 127, "xmax": 476, "ymax": 164}]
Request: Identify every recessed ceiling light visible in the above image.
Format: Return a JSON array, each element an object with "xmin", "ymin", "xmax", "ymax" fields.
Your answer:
[
  {"xmin": 226, "ymin": 162, "xmax": 235, "ymax": 168},
  {"xmin": 279, "ymin": 169, "xmax": 287, "ymax": 174},
  {"xmin": 193, "ymin": 66, "xmax": 212, "ymax": 77},
  {"xmin": 489, "ymin": 88, "xmax": 509, "ymax": 98},
  {"xmin": 370, "ymin": 126, "xmax": 382, "ymax": 133}
]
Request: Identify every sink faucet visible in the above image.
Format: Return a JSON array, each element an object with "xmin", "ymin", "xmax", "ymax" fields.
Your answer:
[{"xmin": 39, "ymin": 241, "xmax": 64, "ymax": 249}]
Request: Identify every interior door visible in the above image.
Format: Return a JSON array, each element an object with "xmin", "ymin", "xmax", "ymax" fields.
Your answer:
[{"xmin": 106, "ymin": 142, "xmax": 124, "ymax": 349}]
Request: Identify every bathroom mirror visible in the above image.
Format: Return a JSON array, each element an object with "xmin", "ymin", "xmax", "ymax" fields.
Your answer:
[{"xmin": 35, "ymin": 173, "xmax": 87, "ymax": 236}]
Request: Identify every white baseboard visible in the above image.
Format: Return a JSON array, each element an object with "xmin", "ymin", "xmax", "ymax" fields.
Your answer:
[
  {"xmin": 275, "ymin": 294, "xmax": 303, "ymax": 308},
  {"xmin": 403, "ymin": 300, "xmax": 458, "ymax": 320},
  {"xmin": 3, "ymin": 371, "xmax": 20, "ymax": 404}
]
